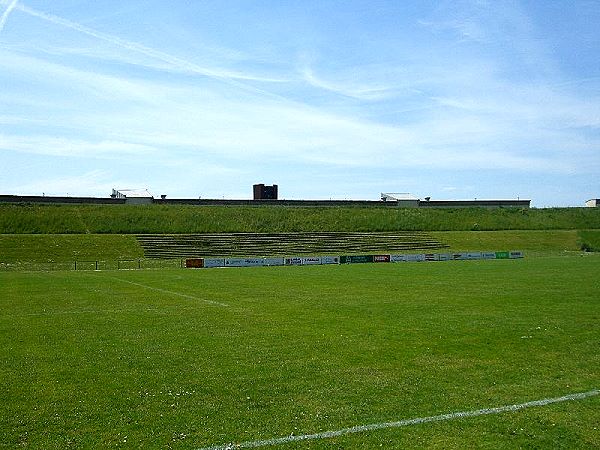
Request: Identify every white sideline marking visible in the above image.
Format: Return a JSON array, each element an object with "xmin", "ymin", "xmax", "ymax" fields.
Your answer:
[
  {"xmin": 110, "ymin": 277, "xmax": 229, "ymax": 307},
  {"xmin": 6, "ymin": 307, "xmax": 191, "ymax": 317},
  {"xmin": 199, "ymin": 389, "xmax": 599, "ymax": 449}
]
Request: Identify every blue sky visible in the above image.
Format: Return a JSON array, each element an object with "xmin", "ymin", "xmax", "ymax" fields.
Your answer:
[{"xmin": 1, "ymin": 0, "xmax": 599, "ymax": 206}]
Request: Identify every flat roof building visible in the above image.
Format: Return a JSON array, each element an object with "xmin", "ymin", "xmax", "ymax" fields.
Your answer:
[
  {"xmin": 111, "ymin": 189, "xmax": 153, "ymax": 204},
  {"xmin": 253, "ymin": 184, "xmax": 278, "ymax": 200},
  {"xmin": 381, "ymin": 193, "xmax": 530, "ymax": 208}
]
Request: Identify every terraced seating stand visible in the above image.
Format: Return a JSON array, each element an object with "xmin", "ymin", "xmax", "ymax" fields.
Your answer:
[{"xmin": 137, "ymin": 232, "xmax": 448, "ymax": 259}]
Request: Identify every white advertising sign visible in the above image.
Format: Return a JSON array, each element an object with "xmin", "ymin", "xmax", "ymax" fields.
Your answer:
[
  {"xmin": 225, "ymin": 258, "xmax": 264, "ymax": 267},
  {"xmin": 285, "ymin": 257, "xmax": 303, "ymax": 266},
  {"xmin": 263, "ymin": 257, "xmax": 285, "ymax": 266},
  {"xmin": 321, "ymin": 256, "xmax": 340, "ymax": 265},
  {"xmin": 302, "ymin": 257, "xmax": 322, "ymax": 265},
  {"xmin": 203, "ymin": 258, "xmax": 225, "ymax": 268}
]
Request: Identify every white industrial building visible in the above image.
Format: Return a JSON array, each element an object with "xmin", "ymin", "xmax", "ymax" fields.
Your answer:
[
  {"xmin": 380, "ymin": 193, "xmax": 531, "ymax": 208},
  {"xmin": 111, "ymin": 189, "xmax": 153, "ymax": 204},
  {"xmin": 586, "ymin": 199, "xmax": 599, "ymax": 207}
]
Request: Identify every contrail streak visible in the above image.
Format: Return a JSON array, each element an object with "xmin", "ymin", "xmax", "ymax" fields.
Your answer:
[
  {"xmin": 0, "ymin": 0, "xmax": 18, "ymax": 32},
  {"xmin": 12, "ymin": 3, "xmax": 286, "ymax": 100}
]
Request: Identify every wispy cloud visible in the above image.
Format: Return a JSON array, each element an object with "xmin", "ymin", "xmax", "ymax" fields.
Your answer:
[
  {"xmin": 301, "ymin": 66, "xmax": 396, "ymax": 101},
  {"xmin": 11, "ymin": 3, "xmax": 288, "ymax": 94},
  {"xmin": 11, "ymin": 170, "xmax": 124, "ymax": 197},
  {"xmin": 1, "ymin": 1, "xmax": 598, "ymax": 204},
  {"xmin": 0, "ymin": 134, "xmax": 160, "ymax": 158},
  {"xmin": 2, "ymin": 41, "xmax": 597, "ymax": 176},
  {"xmin": 0, "ymin": 0, "xmax": 18, "ymax": 32}
]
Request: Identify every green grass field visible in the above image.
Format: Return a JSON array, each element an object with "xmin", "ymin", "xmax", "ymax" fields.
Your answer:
[{"xmin": 1, "ymin": 256, "xmax": 598, "ymax": 448}]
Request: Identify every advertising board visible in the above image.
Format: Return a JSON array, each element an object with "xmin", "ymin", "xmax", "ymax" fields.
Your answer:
[
  {"xmin": 263, "ymin": 257, "xmax": 285, "ymax": 266},
  {"xmin": 343, "ymin": 255, "xmax": 375, "ymax": 264},
  {"xmin": 406, "ymin": 254, "xmax": 425, "ymax": 262},
  {"xmin": 509, "ymin": 251, "xmax": 524, "ymax": 259},
  {"xmin": 225, "ymin": 258, "xmax": 264, "ymax": 267},
  {"xmin": 302, "ymin": 257, "xmax": 322, "ymax": 265},
  {"xmin": 285, "ymin": 257, "xmax": 303, "ymax": 266},
  {"xmin": 466, "ymin": 252, "xmax": 482, "ymax": 260},
  {"xmin": 481, "ymin": 252, "xmax": 496, "ymax": 259},
  {"xmin": 185, "ymin": 258, "xmax": 203, "ymax": 268},
  {"xmin": 321, "ymin": 256, "xmax": 340, "ymax": 265},
  {"xmin": 373, "ymin": 255, "xmax": 391, "ymax": 263},
  {"xmin": 390, "ymin": 254, "xmax": 407, "ymax": 262},
  {"xmin": 495, "ymin": 251, "xmax": 510, "ymax": 259},
  {"xmin": 203, "ymin": 258, "xmax": 225, "ymax": 268},
  {"xmin": 424, "ymin": 253, "xmax": 439, "ymax": 261},
  {"xmin": 437, "ymin": 253, "xmax": 451, "ymax": 261}
]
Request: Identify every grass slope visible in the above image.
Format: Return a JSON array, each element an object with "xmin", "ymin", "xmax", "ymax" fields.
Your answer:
[
  {"xmin": 1, "ymin": 204, "xmax": 599, "ymax": 234},
  {"xmin": 1, "ymin": 257, "xmax": 598, "ymax": 448},
  {"xmin": 434, "ymin": 230, "xmax": 587, "ymax": 256},
  {"xmin": 0, "ymin": 234, "xmax": 142, "ymax": 263},
  {"xmin": 578, "ymin": 230, "xmax": 600, "ymax": 252},
  {"xmin": 0, "ymin": 230, "xmax": 595, "ymax": 268}
]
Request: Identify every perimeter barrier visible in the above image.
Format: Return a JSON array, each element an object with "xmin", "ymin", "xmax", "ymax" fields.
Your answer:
[
  {"xmin": 0, "ymin": 251, "xmax": 523, "ymax": 273},
  {"xmin": 185, "ymin": 251, "xmax": 523, "ymax": 269}
]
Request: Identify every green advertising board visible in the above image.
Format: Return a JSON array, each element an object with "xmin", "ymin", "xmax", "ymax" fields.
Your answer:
[
  {"xmin": 341, "ymin": 255, "xmax": 375, "ymax": 264},
  {"xmin": 495, "ymin": 251, "xmax": 510, "ymax": 259}
]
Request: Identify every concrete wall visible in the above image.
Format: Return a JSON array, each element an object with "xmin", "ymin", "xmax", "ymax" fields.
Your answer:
[
  {"xmin": 1, "ymin": 195, "xmax": 531, "ymax": 208},
  {"xmin": 153, "ymin": 198, "xmax": 400, "ymax": 207},
  {"xmin": 0, "ymin": 195, "xmax": 125, "ymax": 205},
  {"xmin": 418, "ymin": 199, "xmax": 531, "ymax": 208}
]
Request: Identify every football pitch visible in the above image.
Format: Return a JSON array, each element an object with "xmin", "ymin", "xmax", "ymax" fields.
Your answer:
[{"xmin": 1, "ymin": 256, "xmax": 598, "ymax": 448}]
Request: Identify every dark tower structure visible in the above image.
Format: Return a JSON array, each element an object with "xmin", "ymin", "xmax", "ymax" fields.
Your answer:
[{"xmin": 253, "ymin": 184, "xmax": 278, "ymax": 200}]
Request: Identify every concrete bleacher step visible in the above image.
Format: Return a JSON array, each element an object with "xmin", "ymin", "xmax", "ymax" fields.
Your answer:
[{"xmin": 137, "ymin": 232, "xmax": 448, "ymax": 258}]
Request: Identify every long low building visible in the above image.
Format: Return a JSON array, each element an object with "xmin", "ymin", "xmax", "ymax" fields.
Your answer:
[
  {"xmin": 0, "ymin": 194, "xmax": 531, "ymax": 208},
  {"xmin": 417, "ymin": 199, "xmax": 531, "ymax": 208},
  {"xmin": 381, "ymin": 193, "xmax": 530, "ymax": 208}
]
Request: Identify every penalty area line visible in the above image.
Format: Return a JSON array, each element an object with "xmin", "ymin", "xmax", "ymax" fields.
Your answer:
[{"xmin": 198, "ymin": 389, "xmax": 599, "ymax": 449}]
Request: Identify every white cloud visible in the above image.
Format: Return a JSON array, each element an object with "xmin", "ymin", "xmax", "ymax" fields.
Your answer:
[
  {"xmin": 301, "ymin": 66, "xmax": 396, "ymax": 101},
  {"xmin": 1, "ymin": 1, "xmax": 598, "ymax": 205},
  {"xmin": 0, "ymin": 134, "xmax": 160, "ymax": 158},
  {"xmin": 0, "ymin": 0, "xmax": 18, "ymax": 32},
  {"xmin": 11, "ymin": 3, "xmax": 288, "ymax": 96},
  {"xmin": 2, "ymin": 44, "xmax": 596, "ymax": 176},
  {"xmin": 10, "ymin": 170, "xmax": 116, "ymax": 197}
]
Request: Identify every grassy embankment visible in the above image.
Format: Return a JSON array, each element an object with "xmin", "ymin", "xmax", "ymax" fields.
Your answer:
[
  {"xmin": 0, "ymin": 204, "xmax": 599, "ymax": 264},
  {"xmin": 1, "ymin": 204, "xmax": 599, "ymax": 233}
]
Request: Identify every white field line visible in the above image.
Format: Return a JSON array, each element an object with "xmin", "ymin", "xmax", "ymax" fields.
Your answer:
[
  {"xmin": 109, "ymin": 277, "xmax": 229, "ymax": 307},
  {"xmin": 2, "ymin": 306, "xmax": 190, "ymax": 317},
  {"xmin": 199, "ymin": 389, "xmax": 599, "ymax": 450}
]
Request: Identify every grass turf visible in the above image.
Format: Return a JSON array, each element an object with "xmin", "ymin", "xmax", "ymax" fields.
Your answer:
[
  {"xmin": 1, "ymin": 256, "xmax": 598, "ymax": 448},
  {"xmin": 0, "ymin": 230, "xmax": 595, "ymax": 270},
  {"xmin": 1, "ymin": 203, "xmax": 600, "ymax": 233}
]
